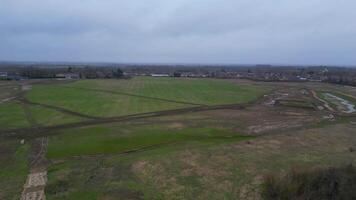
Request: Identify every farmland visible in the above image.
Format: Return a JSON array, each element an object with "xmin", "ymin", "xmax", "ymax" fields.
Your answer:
[{"xmin": 1, "ymin": 77, "xmax": 356, "ymax": 199}]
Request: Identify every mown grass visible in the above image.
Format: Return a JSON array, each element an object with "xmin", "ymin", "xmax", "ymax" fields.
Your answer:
[
  {"xmin": 0, "ymin": 102, "xmax": 29, "ymax": 129},
  {"xmin": 47, "ymin": 124, "xmax": 252, "ymax": 158},
  {"xmin": 0, "ymin": 140, "xmax": 29, "ymax": 200}
]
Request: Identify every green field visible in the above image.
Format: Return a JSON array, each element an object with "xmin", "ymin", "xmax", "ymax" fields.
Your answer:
[
  {"xmin": 29, "ymin": 105, "xmax": 84, "ymax": 126},
  {"xmin": 45, "ymin": 122, "xmax": 356, "ymax": 200},
  {"xmin": 70, "ymin": 77, "xmax": 267, "ymax": 105},
  {"xmin": 27, "ymin": 86, "xmax": 188, "ymax": 118},
  {"xmin": 0, "ymin": 78, "xmax": 268, "ymax": 130},
  {"xmin": 26, "ymin": 77, "xmax": 268, "ymax": 118},
  {"xmin": 47, "ymin": 123, "xmax": 252, "ymax": 158},
  {"xmin": 0, "ymin": 102, "xmax": 29, "ymax": 129}
]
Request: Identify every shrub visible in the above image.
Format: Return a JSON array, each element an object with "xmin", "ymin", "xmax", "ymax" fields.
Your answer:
[{"xmin": 261, "ymin": 165, "xmax": 356, "ymax": 200}]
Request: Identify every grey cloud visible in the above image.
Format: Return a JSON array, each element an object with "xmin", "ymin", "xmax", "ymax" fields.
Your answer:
[{"xmin": 1, "ymin": 0, "xmax": 356, "ymax": 65}]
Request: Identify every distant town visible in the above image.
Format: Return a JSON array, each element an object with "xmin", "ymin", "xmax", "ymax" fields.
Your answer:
[{"xmin": 1, "ymin": 62, "xmax": 356, "ymax": 86}]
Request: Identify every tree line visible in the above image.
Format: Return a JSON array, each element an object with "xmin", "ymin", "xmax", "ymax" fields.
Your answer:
[{"xmin": 12, "ymin": 66, "xmax": 124, "ymax": 79}]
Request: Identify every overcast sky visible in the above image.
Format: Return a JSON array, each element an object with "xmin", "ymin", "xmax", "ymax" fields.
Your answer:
[{"xmin": 1, "ymin": 0, "xmax": 356, "ymax": 65}]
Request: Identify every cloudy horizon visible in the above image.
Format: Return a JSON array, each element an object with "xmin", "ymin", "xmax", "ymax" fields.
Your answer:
[{"xmin": 1, "ymin": 0, "xmax": 356, "ymax": 65}]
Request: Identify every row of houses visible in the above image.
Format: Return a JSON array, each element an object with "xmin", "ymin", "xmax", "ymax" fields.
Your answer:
[
  {"xmin": 0, "ymin": 72, "xmax": 24, "ymax": 80},
  {"xmin": 0, "ymin": 72, "xmax": 7, "ymax": 79}
]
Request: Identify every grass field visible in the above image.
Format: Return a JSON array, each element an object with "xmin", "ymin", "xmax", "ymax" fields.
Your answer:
[
  {"xmin": 47, "ymin": 123, "xmax": 252, "ymax": 158},
  {"xmin": 0, "ymin": 78, "xmax": 268, "ymax": 130},
  {"xmin": 45, "ymin": 122, "xmax": 356, "ymax": 200},
  {"xmin": 0, "ymin": 102, "xmax": 29, "ymax": 129},
  {"xmin": 29, "ymin": 105, "xmax": 84, "ymax": 126},
  {"xmin": 6, "ymin": 78, "xmax": 356, "ymax": 199},
  {"xmin": 26, "ymin": 77, "xmax": 268, "ymax": 118},
  {"xmin": 27, "ymin": 86, "xmax": 188, "ymax": 118},
  {"xmin": 71, "ymin": 77, "xmax": 267, "ymax": 105}
]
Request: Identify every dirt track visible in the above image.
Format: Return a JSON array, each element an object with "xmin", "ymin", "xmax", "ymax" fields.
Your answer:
[{"xmin": 21, "ymin": 137, "xmax": 48, "ymax": 200}]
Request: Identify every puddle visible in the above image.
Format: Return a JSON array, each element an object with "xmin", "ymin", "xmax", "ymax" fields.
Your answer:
[{"xmin": 324, "ymin": 93, "xmax": 356, "ymax": 113}]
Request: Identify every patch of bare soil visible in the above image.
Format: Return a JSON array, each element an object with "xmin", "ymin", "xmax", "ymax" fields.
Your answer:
[{"xmin": 21, "ymin": 170, "xmax": 47, "ymax": 200}]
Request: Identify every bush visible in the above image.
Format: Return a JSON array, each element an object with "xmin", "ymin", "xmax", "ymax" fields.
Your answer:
[{"xmin": 261, "ymin": 165, "xmax": 356, "ymax": 200}]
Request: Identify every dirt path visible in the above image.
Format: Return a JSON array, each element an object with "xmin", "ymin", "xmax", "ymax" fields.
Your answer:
[
  {"xmin": 310, "ymin": 90, "xmax": 335, "ymax": 112},
  {"xmin": 21, "ymin": 137, "xmax": 48, "ymax": 200},
  {"xmin": 21, "ymin": 171, "xmax": 47, "ymax": 200}
]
